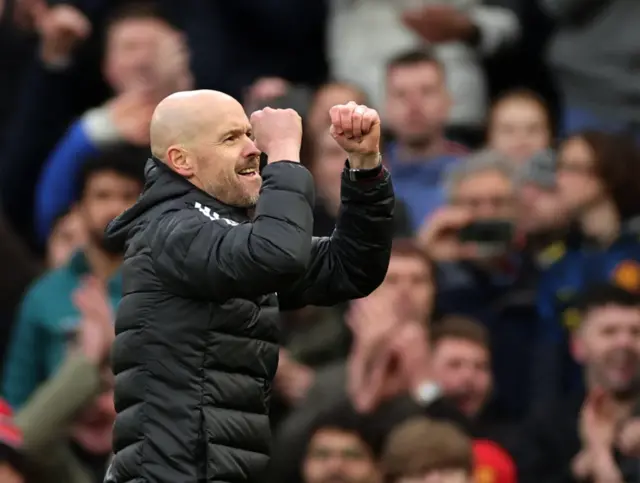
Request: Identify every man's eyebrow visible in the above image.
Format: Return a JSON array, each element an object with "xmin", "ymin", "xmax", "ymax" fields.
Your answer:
[{"xmin": 222, "ymin": 127, "xmax": 252, "ymax": 137}]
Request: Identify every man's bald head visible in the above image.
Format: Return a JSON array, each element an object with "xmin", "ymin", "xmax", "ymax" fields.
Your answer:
[
  {"xmin": 149, "ymin": 90, "xmax": 241, "ymax": 161},
  {"xmin": 148, "ymin": 89, "xmax": 261, "ymax": 208}
]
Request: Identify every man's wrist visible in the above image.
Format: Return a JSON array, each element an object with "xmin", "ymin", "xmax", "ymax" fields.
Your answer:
[
  {"xmin": 265, "ymin": 143, "xmax": 301, "ymax": 163},
  {"xmin": 348, "ymin": 152, "xmax": 382, "ymax": 170}
]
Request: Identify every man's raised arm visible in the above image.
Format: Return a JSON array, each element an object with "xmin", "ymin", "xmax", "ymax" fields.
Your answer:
[{"xmin": 279, "ymin": 103, "xmax": 395, "ymax": 309}]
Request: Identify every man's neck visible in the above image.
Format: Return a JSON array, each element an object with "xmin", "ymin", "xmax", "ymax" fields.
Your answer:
[
  {"xmin": 579, "ymin": 199, "xmax": 619, "ymax": 246},
  {"xmin": 395, "ymin": 135, "xmax": 446, "ymax": 162},
  {"xmin": 84, "ymin": 243, "xmax": 122, "ymax": 282}
]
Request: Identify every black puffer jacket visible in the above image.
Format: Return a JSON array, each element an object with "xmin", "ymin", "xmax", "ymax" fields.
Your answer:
[{"xmin": 103, "ymin": 157, "xmax": 394, "ymax": 483}]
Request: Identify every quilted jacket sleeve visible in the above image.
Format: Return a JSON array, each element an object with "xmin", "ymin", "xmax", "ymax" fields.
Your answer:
[{"xmin": 278, "ymin": 166, "xmax": 395, "ymax": 310}]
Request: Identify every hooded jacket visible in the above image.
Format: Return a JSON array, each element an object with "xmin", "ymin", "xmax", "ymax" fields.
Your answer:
[{"xmin": 103, "ymin": 157, "xmax": 394, "ymax": 483}]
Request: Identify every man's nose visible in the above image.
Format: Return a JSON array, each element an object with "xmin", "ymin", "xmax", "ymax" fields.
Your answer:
[{"xmin": 243, "ymin": 139, "xmax": 261, "ymax": 158}]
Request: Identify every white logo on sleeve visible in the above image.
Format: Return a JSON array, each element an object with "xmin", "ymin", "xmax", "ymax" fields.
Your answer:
[{"xmin": 194, "ymin": 202, "xmax": 239, "ymax": 226}]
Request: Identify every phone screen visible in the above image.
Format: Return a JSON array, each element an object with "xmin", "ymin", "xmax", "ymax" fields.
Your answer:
[{"xmin": 458, "ymin": 220, "xmax": 514, "ymax": 245}]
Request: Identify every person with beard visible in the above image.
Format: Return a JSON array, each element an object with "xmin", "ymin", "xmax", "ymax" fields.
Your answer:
[
  {"xmin": 103, "ymin": 91, "xmax": 393, "ymax": 483},
  {"xmin": 301, "ymin": 403, "xmax": 384, "ymax": 483},
  {"xmin": 516, "ymin": 283, "xmax": 640, "ymax": 483},
  {"xmin": 3, "ymin": 147, "xmax": 145, "ymax": 409},
  {"xmin": 382, "ymin": 49, "xmax": 468, "ymax": 232},
  {"xmin": 536, "ymin": 131, "xmax": 640, "ymax": 408}
]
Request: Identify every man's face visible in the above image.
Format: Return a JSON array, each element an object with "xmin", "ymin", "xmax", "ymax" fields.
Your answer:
[
  {"xmin": 47, "ymin": 209, "xmax": 87, "ymax": 268},
  {"xmin": 489, "ymin": 99, "xmax": 550, "ymax": 164},
  {"xmin": 518, "ymin": 183, "xmax": 568, "ymax": 235},
  {"xmin": 385, "ymin": 62, "xmax": 450, "ymax": 148},
  {"xmin": 556, "ymin": 137, "xmax": 604, "ymax": 216},
  {"xmin": 313, "ymin": 129, "xmax": 347, "ymax": 206},
  {"xmin": 77, "ymin": 171, "xmax": 141, "ymax": 249},
  {"xmin": 396, "ymin": 469, "xmax": 472, "ymax": 483},
  {"xmin": 431, "ymin": 338, "xmax": 492, "ymax": 418},
  {"xmin": 303, "ymin": 428, "xmax": 381, "ymax": 483},
  {"xmin": 186, "ymin": 104, "xmax": 262, "ymax": 207},
  {"xmin": 378, "ymin": 254, "xmax": 434, "ymax": 323},
  {"xmin": 103, "ymin": 17, "xmax": 176, "ymax": 94},
  {"xmin": 574, "ymin": 305, "xmax": 640, "ymax": 395},
  {"xmin": 451, "ymin": 170, "xmax": 516, "ymax": 221}
]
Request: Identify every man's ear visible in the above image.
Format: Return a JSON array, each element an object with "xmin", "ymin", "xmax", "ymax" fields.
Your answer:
[{"xmin": 167, "ymin": 146, "xmax": 195, "ymax": 178}]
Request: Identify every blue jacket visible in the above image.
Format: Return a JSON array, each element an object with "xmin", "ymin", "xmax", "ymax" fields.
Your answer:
[
  {"xmin": 2, "ymin": 251, "xmax": 121, "ymax": 409},
  {"xmin": 34, "ymin": 119, "xmax": 99, "ymax": 243},
  {"xmin": 535, "ymin": 218, "xmax": 640, "ymax": 404},
  {"xmin": 384, "ymin": 142, "xmax": 464, "ymax": 230}
]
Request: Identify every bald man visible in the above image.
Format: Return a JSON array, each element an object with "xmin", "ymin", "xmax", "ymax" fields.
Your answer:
[{"xmin": 103, "ymin": 90, "xmax": 394, "ymax": 483}]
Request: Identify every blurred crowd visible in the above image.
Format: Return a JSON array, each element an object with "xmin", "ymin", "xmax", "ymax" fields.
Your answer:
[{"xmin": 1, "ymin": 0, "xmax": 640, "ymax": 482}]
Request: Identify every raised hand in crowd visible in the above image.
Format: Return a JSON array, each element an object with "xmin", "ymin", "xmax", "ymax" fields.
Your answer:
[
  {"xmin": 401, "ymin": 4, "xmax": 476, "ymax": 44},
  {"xmin": 105, "ymin": 91, "xmax": 157, "ymax": 146},
  {"xmin": 37, "ymin": 3, "xmax": 92, "ymax": 65},
  {"xmin": 390, "ymin": 321, "xmax": 432, "ymax": 394},
  {"xmin": 418, "ymin": 206, "xmax": 477, "ymax": 262},
  {"xmin": 274, "ymin": 349, "xmax": 315, "ymax": 406},
  {"xmin": 346, "ymin": 291, "xmax": 407, "ymax": 413},
  {"xmin": 72, "ymin": 276, "xmax": 115, "ymax": 365},
  {"xmin": 574, "ymin": 388, "xmax": 624, "ymax": 483}
]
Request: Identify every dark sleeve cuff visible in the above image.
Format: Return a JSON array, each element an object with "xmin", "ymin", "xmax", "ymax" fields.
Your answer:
[
  {"xmin": 260, "ymin": 160, "xmax": 316, "ymax": 208},
  {"xmin": 344, "ymin": 159, "xmax": 384, "ymax": 181}
]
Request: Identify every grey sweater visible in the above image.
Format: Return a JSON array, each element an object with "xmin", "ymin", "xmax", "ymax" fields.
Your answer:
[{"xmin": 544, "ymin": 0, "xmax": 640, "ymax": 125}]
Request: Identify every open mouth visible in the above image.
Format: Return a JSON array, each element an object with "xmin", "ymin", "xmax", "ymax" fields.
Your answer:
[{"xmin": 237, "ymin": 167, "xmax": 259, "ymax": 177}]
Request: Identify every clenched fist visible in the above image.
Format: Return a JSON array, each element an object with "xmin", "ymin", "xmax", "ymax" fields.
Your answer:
[
  {"xmin": 38, "ymin": 4, "xmax": 91, "ymax": 64},
  {"xmin": 250, "ymin": 107, "xmax": 302, "ymax": 163},
  {"xmin": 330, "ymin": 102, "xmax": 381, "ymax": 169}
]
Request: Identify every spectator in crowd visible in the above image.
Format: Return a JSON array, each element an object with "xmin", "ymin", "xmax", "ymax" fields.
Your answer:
[
  {"xmin": 421, "ymin": 149, "xmax": 538, "ymax": 420},
  {"xmin": 301, "ymin": 404, "xmax": 384, "ymax": 483},
  {"xmin": 3, "ymin": 148, "xmax": 145, "ymax": 409},
  {"xmin": 430, "ymin": 318, "xmax": 496, "ymax": 434},
  {"xmin": 384, "ymin": 49, "xmax": 467, "ymax": 231},
  {"xmin": 33, "ymin": 2, "xmax": 191, "ymax": 243},
  {"xmin": 518, "ymin": 283, "xmax": 640, "ymax": 483},
  {"xmin": 487, "ymin": 89, "xmax": 553, "ymax": 165},
  {"xmin": 381, "ymin": 417, "xmax": 474, "ymax": 483},
  {"xmin": 328, "ymin": 0, "xmax": 521, "ymax": 145},
  {"xmin": 15, "ymin": 276, "xmax": 115, "ymax": 483},
  {"xmin": 542, "ymin": 0, "xmax": 640, "ymax": 136},
  {"xmin": 536, "ymin": 131, "xmax": 640, "ymax": 407}
]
